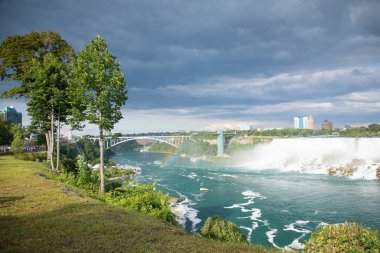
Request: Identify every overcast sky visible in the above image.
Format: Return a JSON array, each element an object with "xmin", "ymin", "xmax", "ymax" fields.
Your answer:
[{"xmin": 1, "ymin": 0, "xmax": 379, "ymax": 134}]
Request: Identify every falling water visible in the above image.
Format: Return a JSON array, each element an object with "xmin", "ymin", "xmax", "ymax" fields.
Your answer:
[{"xmin": 234, "ymin": 138, "xmax": 380, "ymax": 180}]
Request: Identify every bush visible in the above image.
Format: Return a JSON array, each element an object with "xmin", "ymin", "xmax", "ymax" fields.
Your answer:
[
  {"xmin": 305, "ymin": 223, "xmax": 380, "ymax": 252},
  {"xmin": 200, "ymin": 216, "xmax": 247, "ymax": 244},
  {"xmin": 75, "ymin": 155, "xmax": 99, "ymax": 193},
  {"xmin": 19, "ymin": 152, "xmax": 36, "ymax": 161},
  {"xmin": 105, "ymin": 182, "xmax": 177, "ymax": 225},
  {"xmin": 105, "ymin": 167, "xmax": 134, "ymax": 178},
  {"xmin": 61, "ymin": 157, "xmax": 77, "ymax": 174}
]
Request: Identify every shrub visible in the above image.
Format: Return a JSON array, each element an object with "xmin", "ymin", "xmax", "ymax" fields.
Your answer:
[
  {"xmin": 200, "ymin": 216, "xmax": 247, "ymax": 244},
  {"xmin": 105, "ymin": 167, "xmax": 134, "ymax": 178},
  {"xmin": 19, "ymin": 152, "xmax": 36, "ymax": 161},
  {"xmin": 305, "ymin": 223, "xmax": 380, "ymax": 252},
  {"xmin": 61, "ymin": 157, "xmax": 77, "ymax": 174},
  {"xmin": 75, "ymin": 155, "xmax": 99, "ymax": 193},
  {"xmin": 105, "ymin": 182, "xmax": 177, "ymax": 225},
  {"xmin": 105, "ymin": 180, "xmax": 123, "ymax": 192}
]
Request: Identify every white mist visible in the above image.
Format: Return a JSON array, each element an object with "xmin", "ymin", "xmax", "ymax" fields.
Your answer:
[{"xmin": 234, "ymin": 138, "xmax": 380, "ymax": 180}]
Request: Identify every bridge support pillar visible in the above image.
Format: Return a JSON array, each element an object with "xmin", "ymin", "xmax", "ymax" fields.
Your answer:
[{"xmin": 217, "ymin": 129, "xmax": 224, "ymax": 156}]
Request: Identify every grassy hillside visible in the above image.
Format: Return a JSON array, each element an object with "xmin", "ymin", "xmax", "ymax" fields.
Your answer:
[{"xmin": 0, "ymin": 155, "xmax": 278, "ymax": 253}]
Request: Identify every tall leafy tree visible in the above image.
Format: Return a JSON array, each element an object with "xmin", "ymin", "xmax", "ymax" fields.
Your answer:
[
  {"xmin": 26, "ymin": 53, "xmax": 71, "ymax": 172},
  {"xmin": 0, "ymin": 115, "xmax": 13, "ymax": 146},
  {"xmin": 0, "ymin": 32, "xmax": 74, "ymax": 165},
  {"xmin": 11, "ymin": 124, "xmax": 24, "ymax": 157},
  {"xmin": 70, "ymin": 35, "xmax": 127, "ymax": 195}
]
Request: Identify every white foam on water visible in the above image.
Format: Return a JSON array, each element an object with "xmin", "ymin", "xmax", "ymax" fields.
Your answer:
[
  {"xmin": 284, "ymin": 238, "xmax": 305, "ymax": 251},
  {"xmin": 171, "ymin": 197, "xmax": 202, "ymax": 232},
  {"xmin": 221, "ymin": 174, "xmax": 238, "ymax": 178},
  {"xmin": 225, "ymin": 204, "xmax": 242, "ymax": 209},
  {"xmin": 242, "ymin": 190, "xmax": 267, "ymax": 199},
  {"xmin": 266, "ymin": 229, "xmax": 281, "ymax": 249},
  {"xmin": 282, "ymin": 220, "xmax": 312, "ymax": 251},
  {"xmin": 235, "ymin": 138, "xmax": 380, "ymax": 180},
  {"xmin": 162, "ymin": 185, "xmax": 202, "ymax": 232},
  {"xmin": 239, "ymin": 226, "xmax": 253, "ymax": 241},
  {"xmin": 284, "ymin": 220, "xmax": 311, "ymax": 234},
  {"xmin": 186, "ymin": 172, "xmax": 198, "ymax": 179},
  {"xmin": 225, "ymin": 190, "xmax": 267, "ymax": 243},
  {"xmin": 240, "ymin": 222, "xmax": 259, "ymax": 242},
  {"xmin": 187, "ymin": 207, "xmax": 202, "ymax": 232}
]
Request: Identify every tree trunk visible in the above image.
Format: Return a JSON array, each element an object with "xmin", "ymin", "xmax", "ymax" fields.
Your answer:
[
  {"xmin": 55, "ymin": 118, "xmax": 60, "ymax": 174},
  {"xmin": 50, "ymin": 110, "xmax": 55, "ymax": 171},
  {"xmin": 99, "ymin": 127, "xmax": 105, "ymax": 195},
  {"xmin": 45, "ymin": 132, "xmax": 50, "ymax": 161}
]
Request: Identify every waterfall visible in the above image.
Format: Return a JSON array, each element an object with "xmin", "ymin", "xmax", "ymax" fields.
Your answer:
[{"xmin": 235, "ymin": 138, "xmax": 380, "ymax": 180}]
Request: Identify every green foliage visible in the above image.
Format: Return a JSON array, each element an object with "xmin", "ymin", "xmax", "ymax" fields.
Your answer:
[
  {"xmin": 76, "ymin": 138, "xmax": 114, "ymax": 165},
  {"xmin": 178, "ymin": 140, "xmax": 217, "ymax": 156},
  {"xmin": 70, "ymin": 35, "xmax": 128, "ymax": 194},
  {"xmin": 341, "ymin": 124, "xmax": 380, "ymax": 137},
  {"xmin": 61, "ymin": 157, "xmax": 77, "ymax": 174},
  {"xmin": 305, "ymin": 223, "xmax": 380, "ymax": 252},
  {"xmin": 0, "ymin": 114, "xmax": 13, "ymax": 145},
  {"xmin": 105, "ymin": 182, "xmax": 177, "ymax": 225},
  {"xmin": 105, "ymin": 167, "xmax": 134, "ymax": 178},
  {"xmin": 59, "ymin": 143, "xmax": 78, "ymax": 160},
  {"xmin": 110, "ymin": 140, "xmax": 142, "ymax": 152},
  {"xmin": 0, "ymin": 31, "xmax": 74, "ymax": 98},
  {"xmin": 74, "ymin": 155, "xmax": 99, "ymax": 193},
  {"xmin": 25, "ymin": 52, "xmax": 72, "ymax": 131},
  {"xmin": 148, "ymin": 142, "xmax": 176, "ymax": 153},
  {"xmin": 70, "ymin": 34, "xmax": 127, "ymax": 131},
  {"xmin": 200, "ymin": 216, "xmax": 248, "ymax": 244},
  {"xmin": 18, "ymin": 152, "xmax": 36, "ymax": 161},
  {"xmin": 77, "ymin": 138, "xmax": 100, "ymax": 164},
  {"xmin": 10, "ymin": 124, "xmax": 24, "ymax": 156}
]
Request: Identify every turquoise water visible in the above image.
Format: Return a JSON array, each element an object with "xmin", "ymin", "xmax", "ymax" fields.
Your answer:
[{"xmin": 111, "ymin": 151, "xmax": 380, "ymax": 250}]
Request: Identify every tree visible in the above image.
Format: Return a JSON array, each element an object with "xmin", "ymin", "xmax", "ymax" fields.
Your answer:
[
  {"xmin": 26, "ymin": 52, "xmax": 72, "ymax": 172},
  {"xmin": 70, "ymin": 35, "xmax": 127, "ymax": 195},
  {"xmin": 0, "ymin": 32, "xmax": 73, "ymax": 97},
  {"xmin": 0, "ymin": 32, "xmax": 74, "ymax": 168},
  {"xmin": 11, "ymin": 124, "xmax": 24, "ymax": 157},
  {"xmin": 0, "ymin": 114, "xmax": 13, "ymax": 146}
]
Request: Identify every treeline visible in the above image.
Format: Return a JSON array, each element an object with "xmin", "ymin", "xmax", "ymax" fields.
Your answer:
[{"xmin": 340, "ymin": 124, "xmax": 380, "ymax": 137}]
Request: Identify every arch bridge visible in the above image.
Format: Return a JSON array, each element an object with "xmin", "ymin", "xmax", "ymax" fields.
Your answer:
[{"xmin": 88, "ymin": 135, "xmax": 192, "ymax": 149}]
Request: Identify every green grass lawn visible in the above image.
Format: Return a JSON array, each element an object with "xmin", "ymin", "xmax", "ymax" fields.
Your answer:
[{"xmin": 0, "ymin": 155, "xmax": 279, "ymax": 253}]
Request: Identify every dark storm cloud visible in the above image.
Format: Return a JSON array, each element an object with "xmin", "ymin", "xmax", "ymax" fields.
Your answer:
[{"xmin": 1, "ymin": 0, "xmax": 379, "ymax": 130}]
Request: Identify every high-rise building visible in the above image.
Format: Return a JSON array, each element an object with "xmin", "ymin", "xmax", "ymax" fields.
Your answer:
[
  {"xmin": 294, "ymin": 117, "xmax": 300, "ymax": 129},
  {"xmin": 321, "ymin": 120, "xmax": 333, "ymax": 130},
  {"xmin": 1, "ymin": 106, "xmax": 22, "ymax": 126},
  {"xmin": 294, "ymin": 115, "xmax": 314, "ymax": 129},
  {"xmin": 308, "ymin": 116, "xmax": 314, "ymax": 129}
]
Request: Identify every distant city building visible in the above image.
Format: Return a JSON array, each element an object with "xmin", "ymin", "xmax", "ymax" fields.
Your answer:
[
  {"xmin": 239, "ymin": 124, "xmax": 254, "ymax": 131},
  {"xmin": 29, "ymin": 133, "xmax": 38, "ymax": 141},
  {"xmin": 294, "ymin": 116, "xmax": 314, "ymax": 129},
  {"xmin": 67, "ymin": 130, "xmax": 73, "ymax": 142},
  {"xmin": 1, "ymin": 106, "xmax": 22, "ymax": 125},
  {"xmin": 321, "ymin": 120, "xmax": 333, "ymax": 130}
]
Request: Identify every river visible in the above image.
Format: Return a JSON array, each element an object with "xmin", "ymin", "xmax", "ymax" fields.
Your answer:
[{"xmin": 110, "ymin": 145, "xmax": 380, "ymax": 250}]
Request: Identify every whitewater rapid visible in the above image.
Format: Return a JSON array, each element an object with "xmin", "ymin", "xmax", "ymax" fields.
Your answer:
[{"xmin": 235, "ymin": 137, "xmax": 380, "ymax": 180}]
